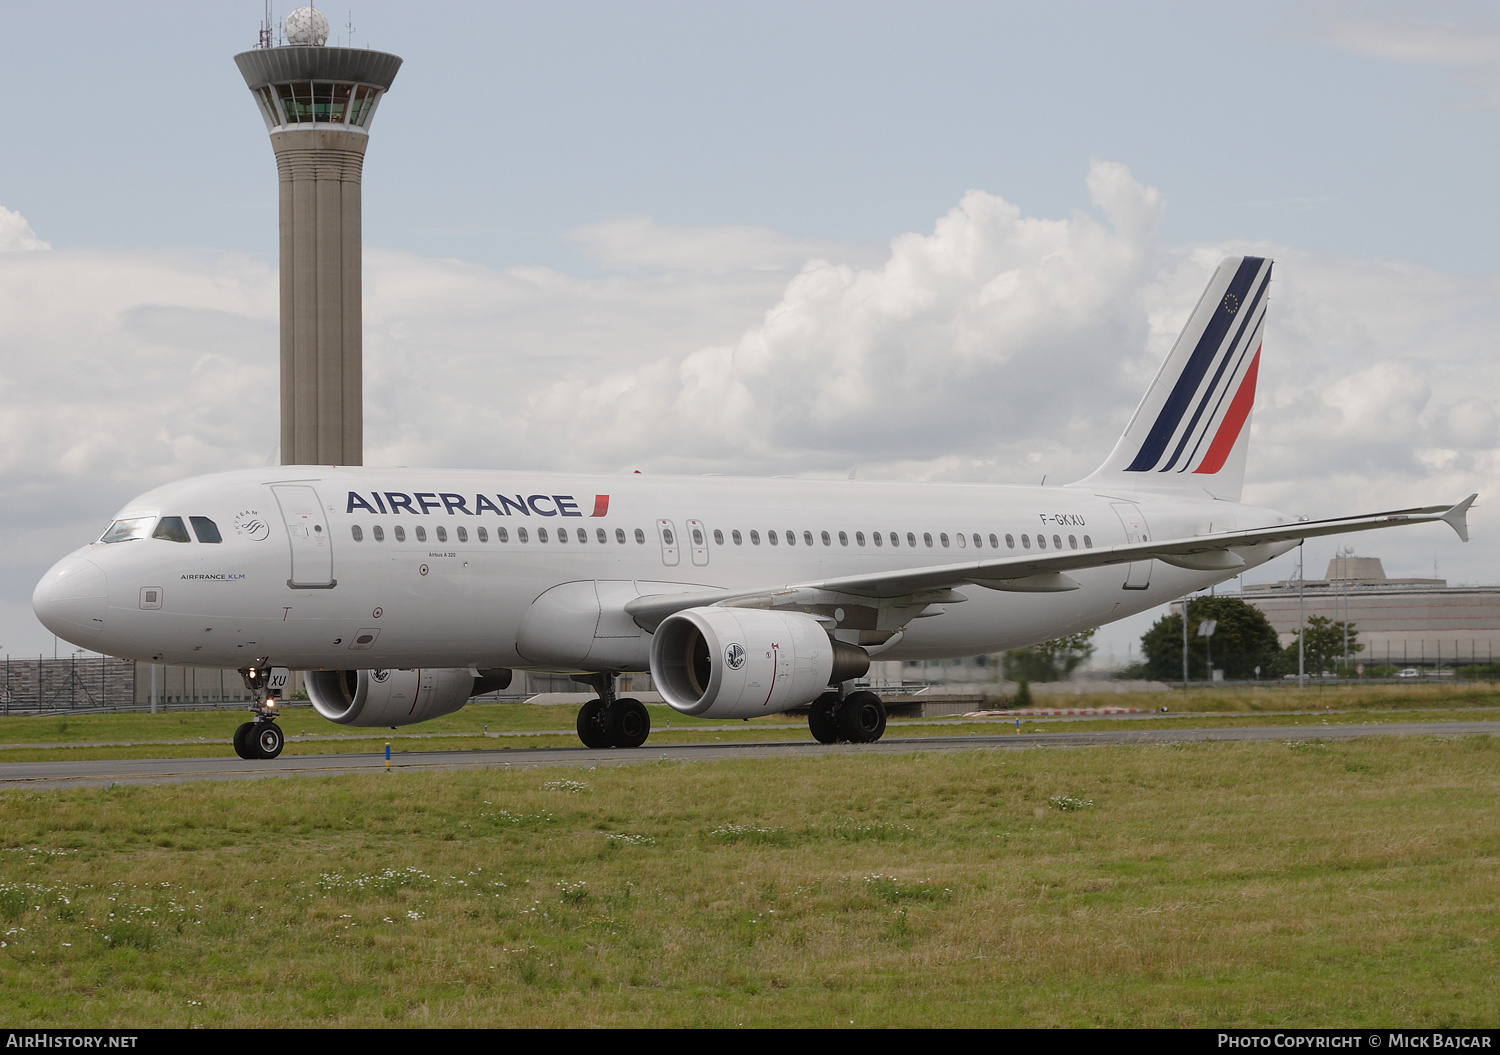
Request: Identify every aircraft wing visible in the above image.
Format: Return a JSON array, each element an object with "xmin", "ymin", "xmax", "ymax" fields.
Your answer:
[{"xmin": 624, "ymin": 495, "xmax": 1476, "ymax": 631}]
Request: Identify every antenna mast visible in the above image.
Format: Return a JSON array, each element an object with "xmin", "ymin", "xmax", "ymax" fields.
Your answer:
[{"xmin": 257, "ymin": 1, "xmax": 274, "ymax": 49}]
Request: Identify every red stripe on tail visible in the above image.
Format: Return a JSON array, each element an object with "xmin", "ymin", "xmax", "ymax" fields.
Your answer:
[{"xmin": 1194, "ymin": 348, "xmax": 1260, "ymax": 475}]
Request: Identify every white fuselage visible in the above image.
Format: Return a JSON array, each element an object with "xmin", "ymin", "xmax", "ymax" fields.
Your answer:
[{"xmin": 34, "ymin": 466, "xmax": 1295, "ymax": 672}]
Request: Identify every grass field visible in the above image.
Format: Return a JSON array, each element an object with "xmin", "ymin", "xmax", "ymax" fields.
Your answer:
[{"xmin": 0, "ymin": 731, "xmax": 1497, "ymax": 1026}]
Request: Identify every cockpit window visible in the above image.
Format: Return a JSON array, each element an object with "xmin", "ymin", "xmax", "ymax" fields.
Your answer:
[
  {"xmin": 100, "ymin": 517, "xmax": 155, "ymax": 543},
  {"xmin": 189, "ymin": 517, "xmax": 222, "ymax": 544},
  {"xmin": 151, "ymin": 517, "xmax": 191, "ymax": 543}
]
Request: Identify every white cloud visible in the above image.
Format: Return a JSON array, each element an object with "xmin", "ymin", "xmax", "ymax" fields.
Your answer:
[
  {"xmin": 0, "ymin": 205, "xmax": 49, "ymax": 252},
  {"xmin": 3, "ymin": 175, "xmax": 1497, "ymax": 653},
  {"xmin": 1327, "ymin": 20, "xmax": 1500, "ymax": 65},
  {"xmin": 1324, "ymin": 17, "xmax": 1500, "ymax": 107}
]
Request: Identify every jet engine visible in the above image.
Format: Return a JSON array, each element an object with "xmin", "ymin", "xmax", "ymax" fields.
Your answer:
[
  {"xmin": 305, "ymin": 667, "xmax": 512, "ymax": 727},
  {"xmin": 650, "ymin": 607, "xmax": 869, "ymax": 719}
]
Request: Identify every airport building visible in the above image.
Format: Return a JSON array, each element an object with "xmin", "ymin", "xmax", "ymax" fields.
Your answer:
[
  {"xmin": 234, "ymin": 7, "xmax": 401, "ymax": 465},
  {"xmin": 1241, "ymin": 556, "xmax": 1500, "ymax": 669}
]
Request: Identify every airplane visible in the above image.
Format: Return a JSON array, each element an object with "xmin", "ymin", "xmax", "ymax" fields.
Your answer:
[{"xmin": 32, "ymin": 255, "xmax": 1475, "ymax": 759}]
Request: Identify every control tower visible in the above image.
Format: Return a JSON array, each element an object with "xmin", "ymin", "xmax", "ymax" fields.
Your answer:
[{"xmin": 234, "ymin": 7, "xmax": 401, "ymax": 466}]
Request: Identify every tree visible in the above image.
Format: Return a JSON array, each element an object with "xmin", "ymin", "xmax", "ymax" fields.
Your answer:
[
  {"xmin": 1140, "ymin": 596, "xmax": 1280, "ymax": 681},
  {"xmin": 1003, "ymin": 630, "xmax": 1096, "ymax": 683},
  {"xmin": 1276, "ymin": 615, "xmax": 1362, "ymax": 676}
]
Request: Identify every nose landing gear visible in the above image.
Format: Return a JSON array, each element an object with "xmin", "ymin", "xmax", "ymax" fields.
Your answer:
[{"xmin": 233, "ymin": 661, "xmax": 285, "ymax": 760}]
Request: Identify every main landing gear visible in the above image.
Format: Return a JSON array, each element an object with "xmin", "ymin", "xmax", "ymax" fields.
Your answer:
[
  {"xmin": 233, "ymin": 661, "xmax": 285, "ymax": 760},
  {"xmin": 574, "ymin": 673, "xmax": 651, "ymax": 749},
  {"xmin": 808, "ymin": 689, "xmax": 887, "ymax": 744}
]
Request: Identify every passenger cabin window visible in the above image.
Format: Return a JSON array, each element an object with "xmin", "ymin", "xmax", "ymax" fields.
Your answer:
[
  {"xmin": 1053, "ymin": 534, "xmax": 1062, "ymax": 549},
  {"xmin": 498, "ymin": 527, "xmax": 509, "ymax": 542},
  {"xmin": 856, "ymin": 532, "xmax": 865, "ymax": 546},
  {"xmin": 872, "ymin": 532, "xmax": 882, "ymax": 547},
  {"xmin": 517, "ymin": 527, "xmax": 529, "ymax": 543},
  {"xmin": 1004, "ymin": 534, "xmax": 1013, "ymax": 548},
  {"xmin": 539, "ymin": 527, "xmax": 550, "ymax": 543},
  {"xmin": 578, "ymin": 528, "xmax": 587, "ymax": 543},
  {"xmin": 152, "ymin": 517, "xmax": 191, "ymax": 543},
  {"xmin": 783, "ymin": 530, "xmax": 793, "ymax": 546},
  {"xmin": 478, "ymin": 526, "xmax": 489, "ymax": 542},
  {"xmin": 839, "ymin": 531, "xmax": 849, "ymax": 546},
  {"xmin": 616, "ymin": 528, "xmax": 627, "ymax": 544},
  {"xmin": 1020, "ymin": 534, "xmax": 1030, "ymax": 549},
  {"xmin": 351, "ymin": 525, "xmax": 364, "ymax": 542},
  {"xmin": 905, "ymin": 532, "xmax": 916, "ymax": 547},
  {"xmin": 822, "ymin": 531, "xmax": 832, "ymax": 546},
  {"xmin": 373, "ymin": 525, "xmax": 385, "ymax": 542},
  {"xmin": 1037, "ymin": 535, "xmax": 1047, "ymax": 549},
  {"xmin": 768, "ymin": 531, "xmax": 779, "ymax": 546},
  {"xmin": 634, "ymin": 529, "xmax": 645, "ymax": 544},
  {"xmin": 457, "ymin": 527, "xmax": 468, "ymax": 543},
  {"xmin": 415, "ymin": 526, "xmax": 428, "ymax": 542},
  {"xmin": 713, "ymin": 529, "xmax": 724, "ymax": 545},
  {"xmin": 190, "ymin": 517, "xmax": 222, "ymax": 543},
  {"xmin": 555, "ymin": 527, "xmax": 566, "ymax": 543},
  {"xmin": 394, "ymin": 526, "xmax": 406, "ymax": 542},
  {"xmin": 804, "ymin": 531, "xmax": 814, "ymax": 546},
  {"xmin": 1068, "ymin": 535, "xmax": 1077, "ymax": 549},
  {"xmin": 750, "ymin": 530, "xmax": 761, "ymax": 545},
  {"xmin": 436, "ymin": 526, "xmax": 448, "ymax": 543},
  {"xmin": 923, "ymin": 533, "xmax": 933, "ymax": 547},
  {"xmin": 100, "ymin": 517, "xmax": 155, "ymax": 543},
  {"xmin": 732, "ymin": 530, "xmax": 742, "ymax": 545},
  {"xmin": 1083, "ymin": 535, "xmax": 1093, "ymax": 548}
]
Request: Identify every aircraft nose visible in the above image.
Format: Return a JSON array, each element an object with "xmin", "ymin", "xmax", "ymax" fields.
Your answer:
[{"xmin": 33, "ymin": 555, "xmax": 109, "ymax": 649}]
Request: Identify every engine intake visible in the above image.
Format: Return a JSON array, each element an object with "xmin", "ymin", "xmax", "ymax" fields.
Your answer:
[
  {"xmin": 305, "ymin": 667, "xmax": 511, "ymax": 727},
  {"xmin": 650, "ymin": 607, "xmax": 868, "ymax": 719}
]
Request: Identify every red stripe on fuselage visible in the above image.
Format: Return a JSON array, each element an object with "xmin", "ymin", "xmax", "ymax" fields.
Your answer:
[
  {"xmin": 590, "ymin": 495, "xmax": 610, "ymax": 517},
  {"xmin": 1194, "ymin": 347, "xmax": 1260, "ymax": 475}
]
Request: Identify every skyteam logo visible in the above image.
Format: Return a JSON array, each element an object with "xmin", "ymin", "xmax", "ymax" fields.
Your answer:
[
  {"xmin": 1124, "ymin": 257, "xmax": 1271, "ymax": 477},
  {"xmin": 371, "ymin": 669, "xmax": 391, "ymax": 684},
  {"xmin": 725, "ymin": 643, "xmax": 747, "ymax": 670}
]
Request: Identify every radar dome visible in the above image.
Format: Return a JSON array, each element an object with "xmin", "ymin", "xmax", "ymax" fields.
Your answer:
[{"xmin": 284, "ymin": 7, "xmax": 330, "ymax": 46}]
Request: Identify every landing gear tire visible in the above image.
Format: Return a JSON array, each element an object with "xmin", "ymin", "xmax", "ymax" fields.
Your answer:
[
  {"xmin": 808, "ymin": 691, "xmax": 840, "ymax": 744},
  {"xmin": 837, "ymin": 691, "xmax": 887, "ymax": 744},
  {"xmin": 605, "ymin": 698, "xmax": 651, "ymax": 748},
  {"xmin": 250, "ymin": 722, "xmax": 284, "ymax": 760},
  {"xmin": 232, "ymin": 722, "xmax": 255, "ymax": 759},
  {"xmin": 576, "ymin": 699, "xmax": 613, "ymax": 749}
]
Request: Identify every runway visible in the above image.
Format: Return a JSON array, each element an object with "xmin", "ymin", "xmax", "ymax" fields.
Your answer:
[{"xmin": 1, "ymin": 720, "xmax": 1494, "ymax": 789}]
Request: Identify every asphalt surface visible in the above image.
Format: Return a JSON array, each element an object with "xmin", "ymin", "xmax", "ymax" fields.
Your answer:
[{"xmin": 1, "ymin": 720, "xmax": 1494, "ymax": 789}]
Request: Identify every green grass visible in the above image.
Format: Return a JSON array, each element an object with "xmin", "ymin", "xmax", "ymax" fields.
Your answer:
[{"xmin": 0, "ymin": 735, "xmax": 1496, "ymax": 1026}]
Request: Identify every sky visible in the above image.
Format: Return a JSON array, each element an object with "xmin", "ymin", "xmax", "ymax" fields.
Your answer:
[{"xmin": 2, "ymin": 1, "xmax": 1499, "ymax": 663}]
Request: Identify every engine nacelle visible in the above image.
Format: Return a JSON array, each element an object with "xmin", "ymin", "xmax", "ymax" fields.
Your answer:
[
  {"xmin": 305, "ymin": 667, "xmax": 511, "ymax": 727},
  {"xmin": 651, "ymin": 607, "xmax": 868, "ymax": 719}
]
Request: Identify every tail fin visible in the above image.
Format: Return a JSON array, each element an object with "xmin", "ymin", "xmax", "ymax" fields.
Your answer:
[{"xmin": 1079, "ymin": 255, "xmax": 1272, "ymax": 501}]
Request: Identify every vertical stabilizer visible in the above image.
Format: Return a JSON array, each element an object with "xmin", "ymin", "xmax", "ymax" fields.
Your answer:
[{"xmin": 1078, "ymin": 256, "xmax": 1272, "ymax": 501}]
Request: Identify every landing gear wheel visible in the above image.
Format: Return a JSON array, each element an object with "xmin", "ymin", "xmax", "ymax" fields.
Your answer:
[
  {"xmin": 605, "ymin": 697, "xmax": 651, "ymax": 748},
  {"xmin": 808, "ymin": 692, "xmax": 840, "ymax": 744},
  {"xmin": 251, "ymin": 722, "xmax": 284, "ymax": 760},
  {"xmin": 837, "ymin": 691, "xmax": 887, "ymax": 744},
  {"xmin": 232, "ymin": 722, "xmax": 255, "ymax": 759},
  {"xmin": 576, "ymin": 699, "xmax": 613, "ymax": 749}
]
